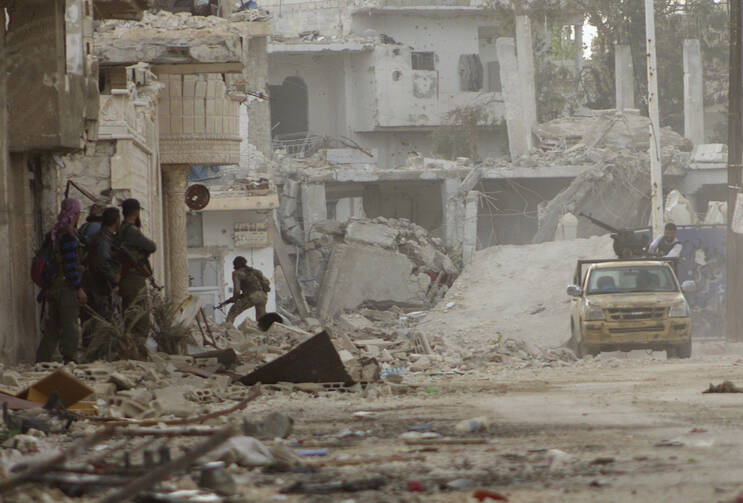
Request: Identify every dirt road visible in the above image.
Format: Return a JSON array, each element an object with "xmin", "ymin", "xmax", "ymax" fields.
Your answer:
[{"xmin": 243, "ymin": 343, "xmax": 743, "ymax": 502}]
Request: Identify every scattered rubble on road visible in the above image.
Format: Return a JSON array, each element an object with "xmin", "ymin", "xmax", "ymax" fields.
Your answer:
[{"xmin": 703, "ymin": 380, "xmax": 743, "ymax": 393}]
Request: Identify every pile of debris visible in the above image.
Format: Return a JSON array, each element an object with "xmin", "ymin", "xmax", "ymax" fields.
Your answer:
[
  {"xmin": 481, "ymin": 110, "xmax": 693, "ymax": 243},
  {"xmin": 96, "ymin": 8, "xmax": 270, "ymax": 36},
  {"xmin": 416, "ymin": 235, "xmax": 614, "ymax": 359},
  {"xmin": 279, "ymin": 217, "xmax": 459, "ymax": 321}
]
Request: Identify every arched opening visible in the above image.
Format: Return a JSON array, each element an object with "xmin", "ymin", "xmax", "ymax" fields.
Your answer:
[{"xmin": 269, "ymin": 76, "xmax": 309, "ymax": 141}]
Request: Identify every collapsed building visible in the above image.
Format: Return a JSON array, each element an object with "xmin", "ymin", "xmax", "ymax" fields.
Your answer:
[
  {"xmin": 0, "ymin": 0, "xmax": 732, "ymax": 365},
  {"xmin": 259, "ymin": 0, "xmax": 727, "ymax": 314},
  {"xmin": 0, "ymin": 3, "xmax": 274, "ymax": 362}
]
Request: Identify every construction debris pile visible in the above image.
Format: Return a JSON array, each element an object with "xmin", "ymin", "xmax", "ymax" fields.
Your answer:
[
  {"xmin": 481, "ymin": 110, "xmax": 693, "ymax": 243},
  {"xmin": 417, "ymin": 235, "xmax": 615, "ymax": 359},
  {"xmin": 277, "ymin": 216, "xmax": 460, "ymax": 321}
]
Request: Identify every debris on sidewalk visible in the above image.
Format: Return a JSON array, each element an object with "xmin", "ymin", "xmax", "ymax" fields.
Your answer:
[{"xmin": 703, "ymin": 381, "xmax": 743, "ymax": 393}]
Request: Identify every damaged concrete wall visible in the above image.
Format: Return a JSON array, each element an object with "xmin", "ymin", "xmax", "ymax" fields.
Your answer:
[
  {"xmin": 362, "ymin": 180, "xmax": 443, "ymax": 235},
  {"xmin": 6, "ymin": 0, "xmax": 99, "ymax": 152},
  {"xmin": 2, "ymin": 154, "xmax": 39, "ymax": 363},
  {"xmin": 313, "ymin": 218, "xmax": 458, "ymax": 319},
  {"xmin": 532, "ymin": 150, "xmax": 687, "ymax": 243},
  {"xmin": 475, "ymin": 178, "xmax": 573, "ymax": 247},
  {"xmin": 269, "ymin": 52, "xmax": 347, "ymax": 139},
  {"xmin": 529, "ymin": 111, "xmax": 691, "ymax": 243},
  {"xmin": 257, "ymin": 0, "xmax": 350, "ymax": 38}
]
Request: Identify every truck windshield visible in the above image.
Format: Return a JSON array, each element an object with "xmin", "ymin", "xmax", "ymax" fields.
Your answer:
[{"xmin": 586, "ymin": 266, "xmax": 678, "ymax": 294}]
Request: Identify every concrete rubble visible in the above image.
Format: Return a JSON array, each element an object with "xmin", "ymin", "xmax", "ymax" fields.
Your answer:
[
  {"xmin": 527, "ymin": 111, "xmax": 693, "ymax": 242},
  {"xmin": 304, "ymin": 217, "xmax": 459, "ymax": 320}
]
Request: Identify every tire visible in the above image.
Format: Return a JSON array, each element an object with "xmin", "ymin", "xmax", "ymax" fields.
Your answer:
[
  {"xmin": 666, "ymin": 346, "xmax": 678, "ymax": 359},
  {"xmin": 676, "ymin": 339, "xmax": 692, "ymax": 359},
  {"xmin": 569, "ymin": 321, "xmax": 584, "ymax": 358}
]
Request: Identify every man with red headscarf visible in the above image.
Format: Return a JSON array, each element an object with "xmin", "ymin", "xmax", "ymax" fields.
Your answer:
[{"xmin": 36, "ymin": 198, "xmax": 88, "ymax": 363}]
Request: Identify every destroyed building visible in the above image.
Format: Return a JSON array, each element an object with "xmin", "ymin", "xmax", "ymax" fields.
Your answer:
[
  {"xmin": 263, "ymin": 1, "xmax": 724, "ymax": 270},
  {"xmin": 0, "ymin": 0, "xmax": 152, "ymax": 363},
  {"xmin": 0, "ymin": 2, "xmax": 274, "ymax": 362}
]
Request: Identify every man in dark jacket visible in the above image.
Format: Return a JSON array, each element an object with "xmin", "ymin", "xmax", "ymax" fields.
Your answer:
[
  {"xmin": 117, "ymin": 198, "xmax": 157, "ymax": 339},
  {"xmin": 85, "ymin": 207, "xmax": 121, "ymax": 322}
]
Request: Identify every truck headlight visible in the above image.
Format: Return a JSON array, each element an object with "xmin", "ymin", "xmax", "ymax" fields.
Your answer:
[
  {"xmin": 668, "ymin": 302, "xmax": 690, "ymax": 318},
  {"xmin": 584, "ymin": 301, "xmax": 605, "ymax": 321}
]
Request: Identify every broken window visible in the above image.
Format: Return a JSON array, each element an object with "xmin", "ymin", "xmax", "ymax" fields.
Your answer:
[
  {"xmin": 411, "ymin": 52, "xmax": 435, "ymax": 71},
  {"xmin": 487, "ymin": 61, "xmax": 502, "ymax": 92},
  {"xmin": 187, "ymin": 212, "xmax": 204, "ymax": 248},
  {"xmin": 459, "ymin": 54, "xmax": 484, "ymax": 92},
  {"xmin": 269, "ymin": 76, "xmax": 309, "ymax": 140}
]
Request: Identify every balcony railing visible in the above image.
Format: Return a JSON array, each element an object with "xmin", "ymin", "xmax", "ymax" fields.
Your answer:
[{"xmin": 272, "ymin": 132, "xmax": 327, "ymax": 158}]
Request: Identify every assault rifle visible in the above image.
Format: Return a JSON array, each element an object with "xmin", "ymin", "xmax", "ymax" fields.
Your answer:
[
  {"xmin": 216, "ymin": 296, "xmax": 237, "ymax": 310},
  {"xmin": 115, "ymin": 245, "xmax": 163, "ymax": 291},
  {"xmin": 578, "ymin": 212, "xmax": 649, "ymax": 259}
]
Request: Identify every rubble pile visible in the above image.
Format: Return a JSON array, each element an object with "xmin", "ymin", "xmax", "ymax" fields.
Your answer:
[
  {"xmin": 310, "ymin": 217, "xmax": 459, "ymax": 320},
  {"xmin": 416, "ymin": 235, "xmax": 615, "ymax": 355},
  {"xmin": 96, "ymin": 8, "xmax": 270, "ymax": 37},
  {"xmin": 481, "ymin": 110, "xmax": 692, "ymax": 243}
]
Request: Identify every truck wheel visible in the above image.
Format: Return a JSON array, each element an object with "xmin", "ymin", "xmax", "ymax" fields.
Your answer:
[
  {"xmin": 569, "ymin": 322, "xmax": 585, "ymax": 358},
  {"xmin": 666, "ymin": 347, "xmax": 678, "ymax": 359},
  {"xmin": 676, "ymin": 339, "xmax": 692, "ymax": 359},
  {"xmin": 575, "ymin": 341, "xmax": 586, "ymax": 358}
]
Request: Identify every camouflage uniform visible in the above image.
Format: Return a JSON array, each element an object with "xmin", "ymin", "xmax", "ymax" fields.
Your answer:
[{"xmin": 225, "ymin": 266, "xmax": 270, "ymax": 324}]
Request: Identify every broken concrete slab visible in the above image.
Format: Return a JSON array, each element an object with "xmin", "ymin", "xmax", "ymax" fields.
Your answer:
[
  {"xmin": 240, "ymin": 331, "xmax": 353, "ymax": 386},
  {"xmin": 95, "ymin": 10, "xmax": 271, "ymax": 67},
  {"xmin": 316, "ymin": 243, "xmax": 424, "ymax": 320},
  {"xmin": 345, "ymin": 221, "xmax": 398, "ymax": 248},
  {"xmin": 337, "ymin": 313, "xmax": 376, "ymax": 333}
]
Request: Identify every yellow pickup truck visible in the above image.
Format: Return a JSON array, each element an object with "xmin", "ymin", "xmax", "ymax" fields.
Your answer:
[{"xmin": 567, "ymin": 259, "xmax": 692, "ymax": 359}]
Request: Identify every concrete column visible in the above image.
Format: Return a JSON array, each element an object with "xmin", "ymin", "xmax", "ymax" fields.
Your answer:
[
  {"xmin": 441, "ymin": 178, "xmax": 464, "ymax": 248},
  {"xmin": 462, "ymin": 191, "xmax": 479, "ymax": 265},
  {"xmin": 515, "ymin": 15, "xmax": 537, "ymax": 144},
  {"xmin": 163, "ymin": 164, "xmax": 191, "ymax": 304},
  {"xmin": 614, "ymin": 44, "xmax": 635, "ymax": 112},
  {"xmin": 683, "ymin": 39, "xmax": 705, "ymax": 145},
  {"xmin": 496, "ymin": 38, "xmax": 529, "ymax": 160},
  {"xmin": 301, "ymin": 183, "xmax": 327, "ymax": 240},
  {"xmin": 573, "ymin": 24, "xmax": 584, "ymax": 71},
  {"xmin": 245, "ymin": 37, "xmax": 271, "ymax": 159}
]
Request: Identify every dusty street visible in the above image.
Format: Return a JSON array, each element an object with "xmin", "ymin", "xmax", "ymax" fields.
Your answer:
[{"xmin": 237, "ymin": 343, "xmax": 743, "ymax": 503}]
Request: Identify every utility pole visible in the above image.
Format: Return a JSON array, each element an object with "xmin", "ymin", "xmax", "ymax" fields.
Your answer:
[
  {"xmin": 727, "ymin": 0, "xmax": 743, "ymax": 342},
  {"xmin": 645, "ymin": 0, "xmax": 664, "ymax": 238}
]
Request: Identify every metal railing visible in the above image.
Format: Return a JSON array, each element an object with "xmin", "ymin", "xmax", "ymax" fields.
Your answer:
[{"xmin": 272, "ymin": 132, "xmax": 326, "ymax": 158}]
